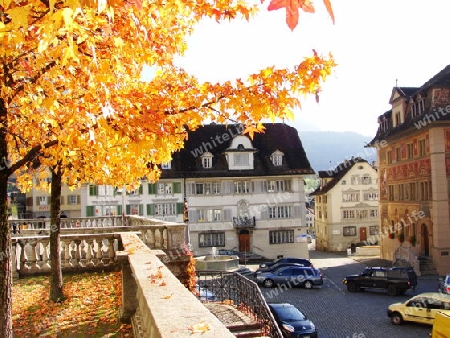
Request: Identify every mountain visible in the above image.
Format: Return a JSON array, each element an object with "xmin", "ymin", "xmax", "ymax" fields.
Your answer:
[{"xmin": 298, "ymin": 131, "xmax": 377, "ymax": 173}]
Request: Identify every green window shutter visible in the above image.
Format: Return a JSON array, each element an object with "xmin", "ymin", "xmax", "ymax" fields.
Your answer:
[
  {"xmin": 139, "ymin": 204, "xmax": 143, "ymax": 216},
  {"xmin": 173, "ymin": 182, "xmax": 181, "ymax": 194},
  {"xmin": 147, "ymin": 204, "xmax": 154, "ymax": 215},
  {"xmin": 86, "ymin": 206, "xmax": 95, "ymax": 217},
  {"xmin": 117, "ymin": 205, "xmax": 122, "ymax": 216},
  {"xmin": 89, "ymin": 185, "xmax": 98, "ymax": 196},
  {"xmin": 126, "ymin": 205, "xmax": 131, "ymax": 215},
  {"xmin": 176, "ymin": 202, "xmax": 184, "ymax": 214},
  {"xmin": 139, "ymin": 185, "xmax": 143, "ymax": 194},
  {"xmin": 148, "ymin": 183, "xmax": 156, "ymax": 194}
]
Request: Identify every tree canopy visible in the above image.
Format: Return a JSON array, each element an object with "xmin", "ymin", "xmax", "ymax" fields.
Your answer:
[{"xmin": 1, "ymin": 0, "xmax": 335, "ymax": 335}]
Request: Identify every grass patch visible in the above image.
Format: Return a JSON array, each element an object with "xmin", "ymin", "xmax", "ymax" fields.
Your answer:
[{"xmin": 13, "ymin": 271, "xmax": 133, "ymax": 337}]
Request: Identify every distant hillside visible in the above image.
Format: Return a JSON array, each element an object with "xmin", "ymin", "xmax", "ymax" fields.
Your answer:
[{"xmin": 298, "ymin": 131, "xmax": 377, "ymax": 173}]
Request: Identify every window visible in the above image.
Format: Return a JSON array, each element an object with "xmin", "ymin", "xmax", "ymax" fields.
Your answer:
[
  {"xmin": 104, "ymin": 205, "xmax": 117, "ymax": 216},
  {"xmin": 343, "ymin": 226, "xmax": 356, "ymax": 236},
  {"xmin": 361, "ymin": 175, "xmax": 372, "ymax": 185},
  {"xmin": 234, "ymin": 181, "xmax": 250, "ymax": 194},
  {"xmin": 342, "ymin": 193, "xmax": 360, "ymax": 202},
  {"xmin": 89, "ymin": 185, "xmax": 98, "ymax": 196},
  {"xmin": 199, "ymin": 232, "xmax": 225, "ymax": 247},
  {"xmin": 68, "ymin": 195, "xmax": 78, "ymax": 205},
  {"xmin": 201, "ymin": 152, "xmax": 213, "ymax": 168},
  {"xmin": 98, "ymin": 185, "xmax": 114, "ymax": 196},
  {"xmin": 270, "ymin": 151, "xmax": 284, "ymax": 166},
  {"xmin": 388, "ymin": 185, "xmax": 394, "ymax": 201},
  {"xmin": 195, "ymin": 183, "xmax": 204, "ymax": 195},
  {"xmin": 234, "ymin": 153, "xmax": 249, "ymax": 166},
  {"xmin": 155, "ymin": 203, "xmax": 176, "ymax": 216},
  {"xmin": 407, "ymin": 143, "xmax": 414, "ymax": 159},
  {"xmin": 369, "ymin": 225, "xmax": 379, "ymax": 235},
  {"xmin": 161, "ymin": 162, "xmax": 171, "ymax": 169},
  {"xmin": 363, "ymin": 192, "xmax": 378, "ymax": 201},
  {"xmin": 369, "ymin": 209, "xmax": 378, "ymax": 218},
  {"xmin": 269, "ymin": 230, "xmax": 294, "ymax": 244},
  {"xmin": 341, "ymin": 180, "xmax": 346, "ymax": 185},
  {"xmin": 351, "ymin": 176, "xmax": 359, "ymax": 185},
  {"xmin": 387, "ymin": 150, "xmax": 392, "ymax": 164},
  {"xmin": 395, "ymin": 147, "xmax": 401, "ymax": 161},
  {"xmin": 358, "ymin": 210, "xmax": 368, "ymax": 219},
  {"xmin": 38, "ymin": 196, "xmax": 47, "ymax": 206},
  {"xmin": 267, "ymin": 180, "xmax": 291, "ymax": 193},
  {"xmin": 418, "ymin": 139, "xmax": 426, "ymax": 156},
  {"xmin": 343, "ymin": 210, "xmax": 355, "ymax": 219},
  {"xmin": 269, "ymin": 206, "xmax": 292, "ymax": 219}
]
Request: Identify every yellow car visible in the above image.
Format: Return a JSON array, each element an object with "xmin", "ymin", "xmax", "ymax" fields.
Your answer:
[{"xmin": 387, "ymin": 292, "xmax": 450, "ymax": 325}]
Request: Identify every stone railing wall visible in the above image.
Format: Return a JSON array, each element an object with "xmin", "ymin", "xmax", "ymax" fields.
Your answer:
[
  {"xmin": 118, "ymin": 232, "xmax": 235, "ymax": 338},
  {"xmin": 11, "ymin": 216, "xmax": 187, "ymax": 278}
]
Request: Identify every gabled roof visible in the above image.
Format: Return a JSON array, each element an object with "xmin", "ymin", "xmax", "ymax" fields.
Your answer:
[
  {"xmin": 311, "ymin": 157, "xmax": 369, "ymax": 195},
  {"xmin": 389, "ymin": 87, "xmax": 419, "ymax": 104},
  {"xmin": 420, "ymin": 64, "xmax": 450, "ymax": 91},
  {"xmin": 161, "ymin": 123, "xmax": 314, "ymax": 178}
]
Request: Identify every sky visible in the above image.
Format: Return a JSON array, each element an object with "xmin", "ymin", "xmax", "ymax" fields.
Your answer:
[{"xmin": 172, "ymin": 0, "xmax": 450, "ymax": 137}]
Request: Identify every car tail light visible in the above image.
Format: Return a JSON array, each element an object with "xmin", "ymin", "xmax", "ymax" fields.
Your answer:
[{"xmin": 447, "ymin": 286, "xmax": 450, "ymax": 292}]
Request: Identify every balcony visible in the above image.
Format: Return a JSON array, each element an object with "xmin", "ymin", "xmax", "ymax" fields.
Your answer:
[{"xmin": 232, "ymin": 216, "xmax": 256, "ymax": 228}]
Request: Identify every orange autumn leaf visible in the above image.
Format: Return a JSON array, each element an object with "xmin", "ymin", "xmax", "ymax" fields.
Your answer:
[{"xmin": 188, "ymin": 322, "xmax": 210, "ymax": 334}]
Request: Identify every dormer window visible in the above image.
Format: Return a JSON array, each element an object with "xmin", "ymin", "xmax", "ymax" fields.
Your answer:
[
  {"xmin": 225, "ymin": 135, "xmax": 255, "ymax": 170},
  {"xmin": 201, "ymin": 152, "xmax": 213, "ymax": 168},
  {"xmin": 161, "ymin": 162, "xmax": 171, "ymax": 169},
  {"xmin": 270, "ymin": 150, "xmax": 284, "ymax": 166}
]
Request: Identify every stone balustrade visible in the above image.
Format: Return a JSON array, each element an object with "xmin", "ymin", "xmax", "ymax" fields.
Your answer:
[{"xmin": 118, "ymin": 232, "xmax": 235, "ymax": 338}]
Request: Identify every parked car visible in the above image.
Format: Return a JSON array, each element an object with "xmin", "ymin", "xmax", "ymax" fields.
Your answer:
[
  {"xmin": 343, "ymin": 266, "xmax": 417, "ymax": 296},
  {"xmin": 387, "ymin": 292, "xmax": 450, "ymax": 325},
  {"xmin": 256, "ymin": 266, "xmax": 323, "ymax": 289},
  {"xmin": 258, "ymin": 257, "xmax": 313, "ymax": 270},
  {"xmin": 438, "ymin": 274, "xmax": 450, "ymax": 294},
  {"xmin": 195, "ymin": 285, "xmax": 216, "ymax": 301},
  {"xmin": 268, "ymin": 302, "xmax": 318, "ymax": 338},
  {"xmin": 254, "ymin": 262, "xmax": 307, "ymax": 277}
]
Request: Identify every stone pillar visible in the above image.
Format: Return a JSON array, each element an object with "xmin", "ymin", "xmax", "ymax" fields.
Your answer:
[{"xmin": 117, "ymin": 251, "xmax": 137, "ymax": 323}]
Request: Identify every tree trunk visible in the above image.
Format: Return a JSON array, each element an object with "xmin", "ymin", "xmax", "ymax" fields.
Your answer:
[
  {"xmin": 49, "ymin": 169, "xmax": 64, "ymax": 302},
  {"xmin": 0, "ymin": 98, "xmax": 12, "ymax": 337}
]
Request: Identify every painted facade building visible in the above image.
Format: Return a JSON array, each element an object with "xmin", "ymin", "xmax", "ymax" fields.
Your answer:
[
  {"xmin": 367, "ymin": 65, "xmax": 450, "ymax": 275},
  {"xmin": 311, "ymin": 157, "xmax": 379, "ymax": 252}
]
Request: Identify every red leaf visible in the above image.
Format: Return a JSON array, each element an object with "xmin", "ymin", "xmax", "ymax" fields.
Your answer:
[
  {"xmin": 267, "ymin": 0, "xmax": 317, "ymax": 31},
  {"xmin": 323, "ymin": 0, "xmax": 335, "ymax": 24}
]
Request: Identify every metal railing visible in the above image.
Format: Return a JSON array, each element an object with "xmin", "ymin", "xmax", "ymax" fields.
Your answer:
[
  {"xmin": 196, "ymin": 270, "xmax": 283, "ymax": 338},
  {"xmin": 232, "ymin": 216, "xmax": 256, "ymax": 228}
]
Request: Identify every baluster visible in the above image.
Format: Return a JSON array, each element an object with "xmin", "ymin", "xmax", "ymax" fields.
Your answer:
[
  {"xmin": 19, "ymin": 241, "xmax": 28, "ymax": 271},
  {"xmin": 85, "ymin": 239, "xmax": 94, "ymax": 266},
  {"xmin": 12, "ymin": 241, "xmax": 19, "ymax": 278},
  {"xmin": 29, "ymin": 240, "xmax": 39, "ymax": 270},
  {"xmin": 96, "ymin": 239, "xmax": 104, "ymax": 265},
  {"xmin": 73, "ymin": 239, "xmax": 82, "ymax": 267},
  {"xmin": 159, "ymin": 228, "xmax": 165, "ymax": 249},
  {"xmin": 40, "ymin": 239, "xmax": 51, "ymax": 269},
  {"xmin": 108, "ymin": 238, "xmax": 115, "ymax": 264},
  {"xmin": 62, "ymin": 240, "xmax": 71, "ymax": 267},
  {"xmin": 149, "ymin": 229, "xmax": 156, "ymax": 248}
]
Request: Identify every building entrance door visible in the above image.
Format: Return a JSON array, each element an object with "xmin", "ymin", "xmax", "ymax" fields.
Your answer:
[
  {"xmin": 239, "ymin": 230, "xmax": 250, "ymax": 253},
  {"xmin": 359, "ymin": 227, "xmax": 367, "ymax": 242},
  {"xmin": 421, "ymin": 223, "xmax": 429, "ymax": 256}
]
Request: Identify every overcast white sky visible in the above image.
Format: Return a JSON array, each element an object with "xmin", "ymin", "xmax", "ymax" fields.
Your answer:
[{"xmin": 174, "ymin": 0, "xmax": 450, "ymax": 137}]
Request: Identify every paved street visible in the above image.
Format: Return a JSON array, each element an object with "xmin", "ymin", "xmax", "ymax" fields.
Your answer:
[{"xmin": 247, "ymin": 247, "xmax": 437, "ymax": 338}]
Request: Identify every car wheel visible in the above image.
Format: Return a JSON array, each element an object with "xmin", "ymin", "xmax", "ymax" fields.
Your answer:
[
  {"xmin": 391, "ymin": 312, "xmax": 403, "ymax": 325},
  {"xmin": 304, "ymin": 281, "xmax": 313, "ymax": 289},
  {"xmin": 263, "ymin": 279, "xmax": 274, "ymax": 288},
  {"xmin": 387, "ymin": 284, "xmax": 398, "ymax": 296},
  {"xmin": 347, "ymin": 282, "xmax": 358, "ymax": 292}
]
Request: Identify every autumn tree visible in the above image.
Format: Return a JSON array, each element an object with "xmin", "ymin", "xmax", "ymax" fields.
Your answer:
[{"xmin": 1, "ymin": 0, "xmax": 335, "ymax": 335}]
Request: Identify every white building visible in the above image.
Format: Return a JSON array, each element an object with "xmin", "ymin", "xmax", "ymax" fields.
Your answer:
[
  {"xmin": 312, "ymin": 157, "xmax": 380, "ymax": 252},
  {"xmin": 28, "ymin": 123, "xmax": 314, "ymax": 260}
]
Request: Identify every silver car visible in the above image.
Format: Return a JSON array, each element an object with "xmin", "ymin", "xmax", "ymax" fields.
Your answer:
[
  {"xmin": 256, "ymin": 266, "xmax": 323, "ymax": 289},
  {"xmin": 438, "ymin": 274, "xmax": 450, "ymax": 294}
]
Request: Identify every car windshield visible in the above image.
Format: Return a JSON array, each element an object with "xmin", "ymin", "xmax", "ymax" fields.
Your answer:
[
  {"xmin": 445, "ymin": 276, "xmax": 450, "ymax": 284},
  {"xmin": 274, "ymin": 306, "xmax": 306, "ymax": 321}
]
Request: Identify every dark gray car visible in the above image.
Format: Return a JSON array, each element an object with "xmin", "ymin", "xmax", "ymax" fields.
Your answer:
[{"xmin": 256, "ymin": 266, "xmax": 323, "ymax": 289}]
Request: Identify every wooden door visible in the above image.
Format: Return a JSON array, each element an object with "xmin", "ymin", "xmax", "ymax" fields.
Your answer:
[{"xmin": 359, "ymin": 227, "xmax": 367, "ymax": 242}]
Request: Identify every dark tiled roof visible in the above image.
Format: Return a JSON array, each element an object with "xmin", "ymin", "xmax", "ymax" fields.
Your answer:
[
  {"xmin": 161, "ymin": 123, "xmax": 314, "ymax": 178},
  {"xmin": 368, "ymin": 64, "xmax": 450, "ymax": 145},
  {"xmin": 310, "ymin": 157, "xmax": 368, "ymax": 195}
]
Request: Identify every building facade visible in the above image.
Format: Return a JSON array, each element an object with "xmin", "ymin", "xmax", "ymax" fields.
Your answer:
[
  {"xmin": 26, "ymin": 123, "xmax": 314, "ymax": 260},
  {"xmin": 312, "ymin": 157, "xmax": 379, "ymax": 252},
  {"xmin": 368, "ymin": 65, "xmax": 450, "ymax": 275}
]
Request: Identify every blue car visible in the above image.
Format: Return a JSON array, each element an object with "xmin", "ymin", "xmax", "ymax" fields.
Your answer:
[
  {"xmin": 256, "ymin": 266, "xmax": 323, "ymax": 289},
  {"xmin": 268, "ymin": 302, "xmax": 318, "ymax": 338}
]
